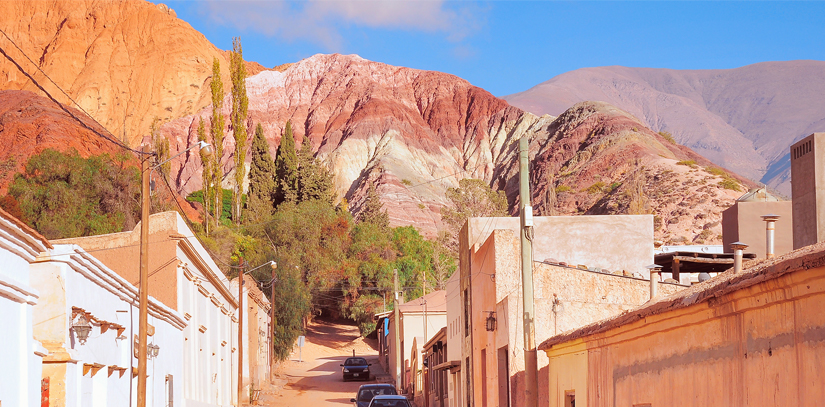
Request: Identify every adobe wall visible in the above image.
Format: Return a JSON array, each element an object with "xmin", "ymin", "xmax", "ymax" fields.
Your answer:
[
  {"xmin": 552, "ymin": 263, "xmax": 825, "ymax": 407},
  {"xmin": 722, "ymin": 200, "xmax": 793, "ymax": 257},
  {"xmin": 791, "ymin": 133, "xmax": 825, "ymax": 249},
  {"xmin": 465, "ymin": 215, "xmax": 654, "ymax": 277}
]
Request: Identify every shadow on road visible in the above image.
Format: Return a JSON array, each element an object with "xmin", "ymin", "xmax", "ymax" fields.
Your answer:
[{"xmin": 307, "ymin": 318, "xmax": 379, "ymax": 352}]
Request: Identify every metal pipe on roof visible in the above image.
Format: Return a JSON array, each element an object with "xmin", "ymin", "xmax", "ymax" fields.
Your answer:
[
  {"xmin": 762, "ymin": 214, "xmax": 780, "ymax": 259},
  {"xmin": 646, "ymin": 264, "xmax": 662, "ymax": 300},
  {"xmin": 730, "ymin": 242, "xmax": 748, "ymax": 274}
]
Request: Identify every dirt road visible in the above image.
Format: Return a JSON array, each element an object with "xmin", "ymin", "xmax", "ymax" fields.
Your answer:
[{"xmin": 263, "ymin": 319, "xmax": 388, "ymax": 406}]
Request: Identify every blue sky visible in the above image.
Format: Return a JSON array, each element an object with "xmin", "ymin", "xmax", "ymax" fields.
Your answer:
[{"xmin": 164, "ymin": 1, "xmax": 825, "ymax": 97}]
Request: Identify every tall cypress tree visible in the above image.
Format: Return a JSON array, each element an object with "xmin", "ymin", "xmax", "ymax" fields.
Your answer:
[
  {"xmin": 246, "ymin": 123, "xmax": 277, "ymax": 221},
  {"xmin": 209, "ymin": 57, "xmax": 225, "ymax": 229},
  {"xmin": 359, "ymin": 183, "xmax": 389, "ymax": 229},
  {"xmin": 230, "ymin": 37, "xmax": 249, "ymax": 224},
  {"xmin": 197, "ymin": 117, "xmax": 212, "ymax": 234},
  {"xmin": 297, "ymin": 139, "xmax": 335, "ymax": 204},
  {"xmin": 273, "ymin": 121, "xmax": 298, "ymax": 207}
]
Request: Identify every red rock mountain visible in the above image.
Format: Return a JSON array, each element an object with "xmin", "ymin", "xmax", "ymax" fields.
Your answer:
[
  {"xmin": 503, "ymin": 61, "xmax": 825, "ymax": 197},
  {"xmin": 0, "ymin": 0, "xmax": 266, "ymax": 146},
  {"xmin": 161, "ymin": 54, "xmax": 750, "ymax": 243}
]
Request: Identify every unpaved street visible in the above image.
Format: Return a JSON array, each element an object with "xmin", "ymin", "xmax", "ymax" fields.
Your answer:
[{"xmin": 263, "ymin": 319, "xmax": 388, "ymax": 406}]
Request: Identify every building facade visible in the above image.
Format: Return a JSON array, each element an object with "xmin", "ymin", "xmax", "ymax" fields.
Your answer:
[
  {"xmin": 791, "ymin": 132, "xmax": 825, "ymax": 249},
  {"xmin": 722, "ymin": 187, "xmax": 793, "ymax": 258}
]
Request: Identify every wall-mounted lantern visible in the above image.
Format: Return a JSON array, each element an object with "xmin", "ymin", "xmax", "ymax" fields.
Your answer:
[
  {"xmin": 72, "ymin": 313, "xmax": 92, "ymax": 345},
  {"xmin": 485, "ymin": 311, "xmax": 496, "ymax": 332},
  {"xmin": 148, "ymin": 343, "xmax": 160, "ymax": 359}
]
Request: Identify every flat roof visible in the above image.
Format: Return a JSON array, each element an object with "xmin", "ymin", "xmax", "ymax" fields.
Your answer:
[{"xmin": 653, "ymin": 251, "xmax": 757, "ymax": 275}]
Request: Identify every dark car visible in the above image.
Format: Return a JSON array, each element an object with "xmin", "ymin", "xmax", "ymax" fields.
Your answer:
[
  {"xmin": 341, "ymin": 357, "xmax": 371, "ymax": 381},
  {"xmin": 350, "ymin": 383, "xmax": 398, "ymax": 407},
  {"xmin": 367, "ymin": 395, "xmax": 411, "ymax": 407}
]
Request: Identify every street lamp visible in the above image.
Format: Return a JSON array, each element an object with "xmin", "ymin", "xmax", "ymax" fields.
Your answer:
[
  {"xmin": 72, "ymin": 312, "xmax": 92, "ymax": 345},
  {"xmin": 137, "ymin": 140, "xmax": 212, "ymax": 407}
]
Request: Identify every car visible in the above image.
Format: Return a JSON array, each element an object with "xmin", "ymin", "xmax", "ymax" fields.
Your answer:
[
  {"xmin": 349, "ymin": 383, "xmax": 398, "ymax": 407},
  {"xmin": 341, "ymin": 357, "xmax": 371, "ymax": 381},
  {"xmin": 367, "ymin": 395, "xmax": 411, "ymax": 407}
]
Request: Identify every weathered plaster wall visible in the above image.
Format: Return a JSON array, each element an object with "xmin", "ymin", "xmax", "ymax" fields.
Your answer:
[
  {"xmin": 722, "ymin": 200, "xmax": 793, "ymax": 257},
  {"xmin": 465, "ymin": 215, "xmax": 654, "ymax": 277},
  {"xmin": 791, "ymin": 133, "xmax": 825, "ymax": 249},
  {"xmin": 545, "ymin": 262, "xmax": 825, "ymax": 407}
]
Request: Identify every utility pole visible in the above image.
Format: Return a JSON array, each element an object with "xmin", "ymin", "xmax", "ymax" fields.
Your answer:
[
  {"xmin": 519, "ymin": 135, "xmax": 538, "ymax": 407},
  {"xmin": 393, "ymin": 268, "xmax": 402, "ymax": 391},
  {"xmin": 238, "ymin": 264, "xmax": 244, "ymax": 406},
  {"xmin": 269, "ymin": 261, "xmax": 277, "ymax": 381},
  {"xmin": 136, "ymin": 143, "xmax": 151, "ymax": 407}
]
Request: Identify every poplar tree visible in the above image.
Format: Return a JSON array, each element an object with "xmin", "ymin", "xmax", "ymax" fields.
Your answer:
[
  {"xmin": 197, "ymin": 117, "xmax": 212, "ymax": 234},
  {"xmin": 273, "ymin": 121, "xmax": 298, "ymax": 207},
  {"xmin": 297, "ymin": 139, "xmax": 335, "ymax": 204},
  {"xmin": 246, "ymin": 123, "xmax": 276, "ymax": 221},
  {"xmin": 230, "ymin": 37, "xmax": 249, "ymax": 224},
  {"xmin": 209, "ymin": 57, "xmax": 225, "ymax": 229}
]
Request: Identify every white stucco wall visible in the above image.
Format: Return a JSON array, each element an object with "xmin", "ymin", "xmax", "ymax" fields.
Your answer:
[{"xmin": 31, "ymin": 244, "xmax": 185, "ymax": 407}]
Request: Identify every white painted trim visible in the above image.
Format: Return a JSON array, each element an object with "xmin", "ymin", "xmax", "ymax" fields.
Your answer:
[{"xmin": 0, "ymin": 272, "xmax": 39, "ymax": 305}]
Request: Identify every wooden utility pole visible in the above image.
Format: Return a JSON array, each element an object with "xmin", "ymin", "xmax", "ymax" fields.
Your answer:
[
  {"xmin": 269, "ymin": 261, "xmax": 276, "ymax": 381},
  {"xmin": 136, "ymin": 144, "xmax": 151, "ymax": 407},
  {"xmin": 238, "ymin": 265, "xmax": 244, "ymax": 406},
  {"xmin": 519, "ymin": 135, "xmax": 538, "ymax": 407},
  {"xmin": 393, "ymin": 268, "xmax": 402, "ymax": 390}
]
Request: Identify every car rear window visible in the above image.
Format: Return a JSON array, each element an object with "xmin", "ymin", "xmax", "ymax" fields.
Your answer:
[
  {"xmin": 371, "ymin": 399, "xmax": 409, "ymax": 407},
  {"xmin": 358, "ymin": 387, "xmax": 397, "ymax": 402},
  {"xmin": 346, "ymin": 358, "xmax": 367, "ymax": 366}
]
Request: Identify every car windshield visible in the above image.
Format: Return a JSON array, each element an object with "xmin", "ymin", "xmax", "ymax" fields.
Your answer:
[
  {"xmin": 346, "ymin": 358, "xmax": 367, "ymax": 366},
  {"xmin": 358, "ymin": 387, "xmax": 397, "ymax": 402},
  {"xmin": 371, "ymin": 399, "xmax": 410, "ymax": 407}
]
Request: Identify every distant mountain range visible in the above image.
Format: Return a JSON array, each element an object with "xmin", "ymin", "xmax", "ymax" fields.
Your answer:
[{"xmin": 504, "ymin": 61, "xmax": 825, "ymax": 196}]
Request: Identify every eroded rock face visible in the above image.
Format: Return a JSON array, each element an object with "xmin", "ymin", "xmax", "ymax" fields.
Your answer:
[
  {"xmin": 0, "ymin": 0, "xmax": 266, "ymax": 147},
  {"xmin": 162, "ymin": 54, "xmax": 749, "ymax": 243},
  {"xmin": 0, "ymin": 90, "xmax": 126, "ymax": 193}
]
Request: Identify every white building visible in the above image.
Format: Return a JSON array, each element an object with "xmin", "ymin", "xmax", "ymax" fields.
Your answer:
[
  {"xmin": 31, "ymin": 244, "xmax": 185, "ymax": 407},
  {"xmin": 0, "ymin": 208, "xmax": 50, "ymax": 407},
  {"xmin": 230, "ymin": 275, "xmax": 272, "ymax": 404}
]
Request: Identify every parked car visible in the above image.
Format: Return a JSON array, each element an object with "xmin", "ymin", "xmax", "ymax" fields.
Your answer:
[
  {"xmin": 350, "ymin": 383, "xmax": 398, "ymax": 407},
  {"xmin": 367, "ymin": 395, "xmax": 411, "ymax": 407},
  {"xmin": 341, "ymin": 357, "xmax": 371, "ymax": 381}
]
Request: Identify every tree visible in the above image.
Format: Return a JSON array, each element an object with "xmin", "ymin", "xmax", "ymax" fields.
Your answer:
[
  {"xmin": 5, "ymin": 149, "xmax": 140, "ymax": 239},
  {"xmin": 230, "ymin": 37, "xmax": 249, "ymax": 224},
  {"xmin": 209, "ymin": 57, "xmax": 225, "ymax": 228},
  {"xmin": 358, "ymin": 183, "xmax": 389, "ymax": 229},
  {"xmin": 297, "ymin": 139, "xmax": 335, "ymax": 204},
  {"xmin": 440, "ymin": 178, "xmax": 507, "ymax": 255},
  {"xmin": 273, "ymin": 121, "xmax": 298, "ymax": 207},
  {"xmin": 246, "ymin": 123, "xmax": 277, "ymax": 221},
  {"xmin": 197, "ymin": 117, "xmax": 213, "ymax": 234}
]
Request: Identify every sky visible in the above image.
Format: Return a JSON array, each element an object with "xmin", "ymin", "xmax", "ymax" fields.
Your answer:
[{"xmin": 164, "ymin": 1, "xmax": 825, "ymax": 97}]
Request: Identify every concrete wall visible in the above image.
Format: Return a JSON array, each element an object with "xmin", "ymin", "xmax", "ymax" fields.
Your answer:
[
  {"xmin": 464, "ymin": 215, "xmax": 654, "ymax": 277},
  {"xmin": 544, "ymin": 257, "xmax": 825, "ymax": 407},
  {"xmin": 31, "ymin": 245, "xmax": 185, "ymax": 407},
  {"xmin": 0, "ymin": 213, "xmax": 49, "ymax": 407},
  {"xmin": 791, "ymin": 133, "xmax": 825, "ymax": 249},
  {"xmin": 722, "ymin": 201, "xmax": 793, "ymax": 257},
  {"xmin": 445, "ymin": 271, "xmax": 463, "ymax": 407},
  {"xmin": 230, "ymin": 276, "xmax": 272, "ymax": 403},
  {"xmin": 464, "ymin": 227, "xmax": 683, "ymax": 407}
]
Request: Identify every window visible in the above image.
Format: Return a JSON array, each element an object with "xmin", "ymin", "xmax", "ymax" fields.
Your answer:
[{"xmin": 565, "ymin": 391, "xmax": 575, "ymax": 407}]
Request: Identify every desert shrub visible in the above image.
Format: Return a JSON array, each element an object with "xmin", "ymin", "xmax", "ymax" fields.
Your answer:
[
  {"xmin": 659, "ymin": 131, "xmax": 676, "ymax": 144},
  {"xmin": 555, "ymin": 185, "xmax": 572, "ymax": 193},
  {"xmin": 719, "ymin": 178, "xmax": 741, "ymax": 191},
  {"xmin": 676, "ymin": 160, "xmax": 697, "ymax": 168},
  {"xmin": 585, "ymin": 182, "xmax": 606, "ymax": 194},
  {"xmin": 706, "ymin": 166, "xmax": 727, "ymax": 177}
]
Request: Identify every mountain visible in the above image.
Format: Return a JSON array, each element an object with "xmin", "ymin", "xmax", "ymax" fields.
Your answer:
[
  {"xmin": 503, "ymin": 61, "xmax": 825, "ymax": 196},
  {"xmin": 160, "ymin": 54, "xmax": 751, "ymax": 244},
  {"xmin": 0, "ymin": 0, "xmax": 267, "ymax": 147}
]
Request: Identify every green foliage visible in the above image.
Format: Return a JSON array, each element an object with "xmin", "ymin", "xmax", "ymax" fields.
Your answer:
[
  {"xmin": 718, "ymin": 178, "xmax": 741, "ymax": 191},
  {"xmin": 297, "ymin": 139, "xmax": 335, "ymax": 204},
  {"xmin": 659, "ymin": 131, "xmax": 676, "ymax": 144},
  {"xmin": 555, "ymin": 185, "xmax": 572, "ymax": 193},
  {"xmin": 151, "ymin": 118, "xmax": 171, "ymax": 178},
  {"xmin": 230, "ymin": 37, "xmax": 249, "ymax": 224},
  {"xmin": 359, "ymin": 183, "xmax": 389, "ymax": 229},
  {"xmin": 270, "ymin": 262, "xmax": 311, "ymax": 360},
  {"xmin": 5, "ymin": 149, "xmax": 140, "ymax": 239},
  {"xmin": 274, "ymin": 121, "xmax": 298, "ymax": 206},
  {"xmin": 676, "ymin": 160, "xmax": 697, "ymax": 168},
  {"xmin": 440, "ymin": 179, "xmax": 507, "ymax": 256},
  {"xmin": 209, "ymin": 57, "xmax": 225, "ymax": 231},
  {"xmin": 246, "ymin": 123, "xmax": 277, "ymax": 221},
  {"xmin": 401, "ymin": 179, "xmax": 412, "ymax": 186},
  {"xmin": 608, "ymin": 182, "xmax": 622, "ymax": 191},
  {"xmin": 705, "ymin": 166, "xmax": 727, "ymax": 177},
  {"xmin": 585, "ymin": 181, "xmax": 606, "ymax": 194}
]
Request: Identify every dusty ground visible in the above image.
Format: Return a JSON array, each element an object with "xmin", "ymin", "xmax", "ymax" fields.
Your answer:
[{"xmin": 259, "ymin": 318, "xmax": 387, "ymax": 406}]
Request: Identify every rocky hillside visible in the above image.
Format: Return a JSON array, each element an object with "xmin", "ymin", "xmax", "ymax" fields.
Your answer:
[
  {"xmin": 160, "ymin": 54, "xmax": 750, "ymax": 243},
  {"xmin": 0, "ymin": 90, "xmax": 126, "ymax": 193},
  {"xmin": 0, "ymin": 0, "xmax": 267, "ymax": 146},
  {"xmin": 503, "ymin": 61, "xmax": 825, "ymax": 196}
]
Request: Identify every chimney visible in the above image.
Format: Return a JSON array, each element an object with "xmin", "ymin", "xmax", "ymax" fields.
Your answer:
[
  {"xmin": 761, "ymin": 214, "xmax": 780, "ymax": 258},
  {"xmin": 646, "ymin": 264, "xmax": 662, "ymax": 300},
  {"xmin": 730, "ymin": 241, "xmax": 748, "ymax": 274}
]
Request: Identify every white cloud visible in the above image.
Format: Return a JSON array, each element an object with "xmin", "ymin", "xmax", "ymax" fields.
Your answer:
[{"xmin": 200, "ymin": 0, "xmax": 482, "ymax": 50}]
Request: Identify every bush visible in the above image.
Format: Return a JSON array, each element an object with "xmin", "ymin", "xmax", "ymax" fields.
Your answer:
[
  {"xmin": 555, "ymin": 185, "xmax": 572, "ymax": 193},
  {"xmin": 585, "ymin": 182, "xmax": 606, "ymax": 194},
  {"xmin": 676, "ymin": 160, "xmax": 697, "ymax": 168},
  {"xmin": 659, "ymin": 131, "xmax": 676, "ymax": 144},
  {"xmin": 705, "ymin": 166, "xmax": 727, "ymax": 177},
  {"xmin": 718, "ymin": 178, "xmax": 741, "ymax": 191}
]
